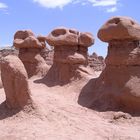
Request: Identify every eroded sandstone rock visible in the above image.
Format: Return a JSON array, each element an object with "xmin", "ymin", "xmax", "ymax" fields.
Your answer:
[
  {"xmin": 0, "ymin": 47, "xmax": 19, "ymax": 89},
  {"xmin": 98, "ymin": 16, "xmax": 140, "ymax": 42},
  {"xmin": 47, "ymin": 27, "xmax": 79, "ymax": 46},
  {"xmin": 79, "ymin": 16, "xmax": 140, "ymax": 113},
  {"xmin": 45, "ymin": 27, "xmax": 94, "ymax": 85},
  {"xmin": 1, "ymin": 55, "xmax": 32, "ymax": 109},
  {"xmin": 88, "ymin": 52, "xmax": 105, "ymax": 71},
  {"xmin": 13, "ymin": 30, "xmax": 49, "ymax": 78}
]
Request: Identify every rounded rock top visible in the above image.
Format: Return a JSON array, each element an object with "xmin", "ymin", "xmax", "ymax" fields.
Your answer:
[
  {"xmin": 46, "ymin": 27, "xmax": 94, "ymax": 47},
  {"xmin": 1, "ymin": 55, "xmax": 28, "ymax": 76},
  {"xmin": 13, "ymin": 30, "xmax": 46, "ymax": 49},
  {"xmin": 98, "ymin": 16, "xmax": 140, "ymax": 42},
  {"xmin": 14, "ymin": 30, "xmax": 35, "ymax": 40},
  {"xmin": 46, "ymin": 27, "xmax": 79, "ymax": 46},
  {"xmin": 37, "ymin": 35, "xmax": 47, "ymax": 42},
  {"xmin": 79, "ymin": 32, "xmax": 94, "ymax": 47}
]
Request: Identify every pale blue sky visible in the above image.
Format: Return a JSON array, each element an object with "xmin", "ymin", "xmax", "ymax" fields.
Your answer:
[{"xmin": 0, "ymin": 0, "xmax": 140, "ymax": 57}]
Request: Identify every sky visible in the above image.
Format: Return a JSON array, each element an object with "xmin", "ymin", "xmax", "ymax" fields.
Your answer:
[{"xmin": 0, "ymin": 0, "xmax": 140, "ymax": 57}]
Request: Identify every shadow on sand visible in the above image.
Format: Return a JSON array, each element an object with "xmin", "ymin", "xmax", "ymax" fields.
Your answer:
[
  {"xmin": 0, "ymin": 101, "xmax": 20, "ymax": 120},
  {"xmin": 33, "ymin": 75, "xmax": 68, "ymax": 87},
  {"xmin": 33, "ymin": 67, "xmax": 71, "ymax": 87},
  {"xmin": 78, "ymin": 78, "xmax": 140, "ymax": 117}
]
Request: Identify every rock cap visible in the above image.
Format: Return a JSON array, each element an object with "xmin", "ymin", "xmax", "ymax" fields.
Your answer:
[
  {"xmin": 14, "ymin": 30, "xmax": 35, "ymax": 40},
  {"xmin": 98, "ymin": 16, "xmax": 140, "ymax": 42},
  {"xmin": 46, "ymin": 27, "xmax": 79, "ymax": 46},
  {"xmin": 46, "ymin": 27, "xmax": 94, "ymax": 47},
  {"xmin": 79, "ymin": 32, "xmax": 94, "ymax": 47},
  {"xmin": 37, "ymin": 35, "xmax": 47, "ymax": 42},
  {"xmin": 14, "ymin": 30, "xmax": 46, "ymax": 48}
]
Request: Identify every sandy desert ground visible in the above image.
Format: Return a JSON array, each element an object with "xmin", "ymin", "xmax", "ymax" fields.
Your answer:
[{"xmin": 0, "ymin": 72, "xmax": 140, "ymax": 140}]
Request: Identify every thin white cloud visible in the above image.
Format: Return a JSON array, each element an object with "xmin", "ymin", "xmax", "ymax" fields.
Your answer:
[
  {"xmin": 33, "ymin": 0, "xmax": 119, "ymax": 12},
  {"xmin": 106, "ymin": 6, "xmax": 117, "ymax": 12},
  {"xmin": 0, "ymin": 2, "xmax": 8, "ymax": 9},
  {"xmin": 82, "ymin": 2, "xmax": 87, "ymax": 6},
  {"xmin": 88, "ymin": 0, "xmax": 117, "ymax": 7},
  {"xmin": 88, "ymin": 0, "xmax": 118, "ymax": 12},
  {"xmin": 33, "ymin": 0, "xmax": 73, "ymax": 9}
]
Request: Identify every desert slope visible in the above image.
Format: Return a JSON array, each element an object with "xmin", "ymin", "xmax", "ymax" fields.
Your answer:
[{"xmin": 0, "ymin": 74, "xmax": 140, "ymax": 140}]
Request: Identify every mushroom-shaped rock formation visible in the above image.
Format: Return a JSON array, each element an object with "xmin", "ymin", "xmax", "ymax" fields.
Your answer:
[
  {"xmin": 1, "ymin": 55, "xmax": 33, "ymax": 109},
  {"xmin": 13, "ymin": 30, "xmax": 49, "ymax": 78},
  {"xmin": 44, "ymin": 27, "xmax": 94, "ymax": 85},
  {"xmin": 98, "ymin": 16, "xmax": 140, "ymax": 42},
  {"xmin": 79, "ymin": 16, "xmax": 140, "ymax": 113}
]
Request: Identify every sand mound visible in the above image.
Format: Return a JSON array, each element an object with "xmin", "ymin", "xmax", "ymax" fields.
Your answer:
[{"xmin": 0, "ymin": 75, "xmax": 140, "ymax": 140}]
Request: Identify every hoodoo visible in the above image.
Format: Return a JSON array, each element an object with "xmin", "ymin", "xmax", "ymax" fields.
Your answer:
[
  {"xmin": 80, "ymin": 16, "xmax": 140, "ymax": 113},
  {"xmin": 45, "ymin": 27, "xmax": 94, "ymax": 85},
  {"xmin": 13, "ymin": 30, "xmax": 49, "ymax": 78}
]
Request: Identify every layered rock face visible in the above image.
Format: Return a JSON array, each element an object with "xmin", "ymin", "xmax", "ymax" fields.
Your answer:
[
  {"xmin": 0, "ymin": 46, "xmax": 105, "ymax": 72},
  {"xmin": 13, "ymin": 30, "xmax": 49, "ymax": 78},
  {"xmin": 1, "ymin": 55, "xmax": 32, "ymax": 109},
  {"xmin": 88, "ymin": 52, "xmax": 105, "ymax": 71},
  {"xmin": 87, "ymin": 16, "xmax": 140, "ymax": 113},
  {"xmin": 40, "ymin": 47, "xmax": 54, "ymax": 66},
  {"xmin": 46, "ymin": 27, "xmax": 94, "ymax": 85}
]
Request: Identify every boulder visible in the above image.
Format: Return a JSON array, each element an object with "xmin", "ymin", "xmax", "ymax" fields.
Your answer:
[{"xmin": 1, "ymin": 55, "xmax": 32, "ymax": 109}]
